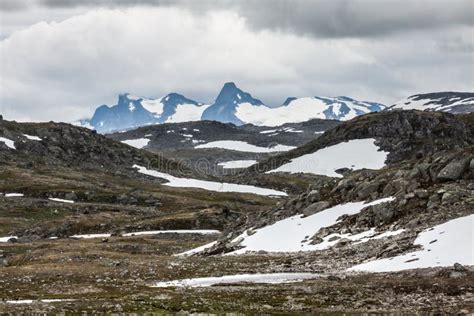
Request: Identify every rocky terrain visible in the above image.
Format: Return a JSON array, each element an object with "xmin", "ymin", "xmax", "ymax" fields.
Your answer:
[
  {"xmin": 243, "ymin": 110, "xmax": 471, "ymax": 174},
  {"xmin": 389, "ymin": 91, "xmax": 474, "ymax": 114},
  {"xmin": 108, "ymin": 118, "xmax": 340, "ymax": 176},
  {"xmin": 0, "ymin": 110, "xmax": 472, "ymax": 314},
  {"xmin": 0, "ymin": 117, "xmax": 282, "ymax": 240}
]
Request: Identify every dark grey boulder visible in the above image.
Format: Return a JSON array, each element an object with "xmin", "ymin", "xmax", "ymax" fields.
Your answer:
[
  {"xmin": 437, "ymin": 158, "xmax": 470, "ymax": 181},
  {"xmin": 302, "ymin": 201, "xmax": 330, "ymax": 217}
]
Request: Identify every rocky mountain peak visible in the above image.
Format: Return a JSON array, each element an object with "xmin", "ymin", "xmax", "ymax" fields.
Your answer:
[
  {"xmin": 162, "ymin": 92, "xmax": 200, "ymax": 106},
  {"xmin": 214, "ymin": 82, "xmax": 263, "ymax": 106}
]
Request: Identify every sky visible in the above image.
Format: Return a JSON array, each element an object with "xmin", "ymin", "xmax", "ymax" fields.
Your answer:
[{"xmin": 0, "ymin": 0, "xmax": 473, "ymax": 122}]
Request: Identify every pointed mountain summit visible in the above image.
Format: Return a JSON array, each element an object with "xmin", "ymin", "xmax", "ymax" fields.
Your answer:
[
  {"xmin": 89, "ymin": 94, "xmax": 157, "ymax": 133},
  {"xmin": 201, "ymin": 82, "xmax": 265, "ymax": 125}
]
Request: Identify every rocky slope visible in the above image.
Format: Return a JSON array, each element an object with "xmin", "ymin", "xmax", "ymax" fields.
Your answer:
[
  {"xmin": 243, "ymin": 110, "xmax": 471, "ymax": 176},
  {"xmin": 0, "ymin": 117, "xmax": 187, "ymax": 178},
  {"xmin": 189, "ymin": 112, "xmax": 473, "ymax": 277},
  {"xmin": 108, "ymin": 119, "xmax": 338, "ymax": 151}
]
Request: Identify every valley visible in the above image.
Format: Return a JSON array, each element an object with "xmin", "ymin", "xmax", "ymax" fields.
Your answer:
[
  {"xmin": 0, "ymin": 108, "xmax": 473, "ymax": 313},
  {"xmin": 2, "ymin": 2, "xmax": 473, "ymax": 313}
]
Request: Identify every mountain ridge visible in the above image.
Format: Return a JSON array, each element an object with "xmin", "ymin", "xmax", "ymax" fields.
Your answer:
[
  {"xmin": 388, "ymin": 91, "xmax": 474, "ymax": 114},
  {"xmin": 79, "ymin": 82, "xmax": 387, "ymax": 133}
]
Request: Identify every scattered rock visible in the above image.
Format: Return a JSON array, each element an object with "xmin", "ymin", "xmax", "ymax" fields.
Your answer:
[
  {"xmin": 302, "ymin": 201, "xmax": 330, "ymax": 217},
  {"xmin": 437, "ymin": 158, "xmax": 470, "ymax": 181}
]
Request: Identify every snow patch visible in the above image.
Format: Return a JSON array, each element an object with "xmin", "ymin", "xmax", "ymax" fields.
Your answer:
[
  {"xmin": 71, "ymin": 230, "xmax": 220, "ymax": 239},
  {"xmin": 228, "ymin": 197, "xmax": 395, "ymax": 254},
  {"xmin": 4, "ymin": 299, "xmax": 75, "ymax": 304},
  {"xmin": 134, "ymin": 165, "xmax": 286, "ymax": 196},
  {"xmin": 196, "ymin": 140, "xmax": 295, "ymax": 153},
  {"xmin": 218, "ymin": 160, "xmax": 257, "ymax": 169},
  {"xmin": 165, "ymin": 104, "xmax": 210, "ymax": 123},
  {"xmin": 70, "ymin": 233, "xmax": 111, "ymax": 239},
  {"xmin": 23, "ymin": 134, "xmax": 42, "ymax": 141},
  {"xmin": 152, "ymin": 273, "xmax": 319, "ymax": 288},
  {"xmin": 348, "ymin": 215, "xmax": 474, "ymax": 272},
  {"xmin": 121, "ymin": 138, "xmax": 150, "ymax": 149},
  {"xmin": 0, "ymin": 236, "xmax": 18, "ymax": 243},
  {"xmin": 0, "ymin": 137, "xmax": 15, "ymax": 149},
  {"xmin": 123, "ymin": 229, "xmax": 220, "ymax": 237},
  {"xmin": 5, "ymin": 193, "xmax": 24, "ymax": 197},
  {"xmin": 268, "ymin": 138, "xmax": 388, "ymax": 177},
  {"xmin": 176, "ymin": 241, "xmax": 218, "ymax": 256},
  {"xmin": 49, "ymin": 198, "xmax": 75, "ymax": 204}
]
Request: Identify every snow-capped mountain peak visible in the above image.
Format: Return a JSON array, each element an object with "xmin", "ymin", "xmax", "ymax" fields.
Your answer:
[
  {"xmin": 83, "ymin": 92, "xmax": 207, "ymax": 133},
  {"xmin": 80, "ymin": 83, "xmax": 388, "ymax": 133},
  {"xmin": 235, "ymin": 95, "xmax": 386, "ymax": 126},
  {"xmin": 201, "ymin": 82, "xmax": 265, "ymax": 125}
]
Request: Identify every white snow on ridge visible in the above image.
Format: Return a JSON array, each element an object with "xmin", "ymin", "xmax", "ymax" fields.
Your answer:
[
  {"xmin": 195, "ymin": 140, "xmax": 295, "ymax": 153},
  {"xmin": 141, "ymin": 98, "xmax": 164, "ymax": 115},
  {"xmin": 48, "ymin": 198, "xmax": 75, "ymax": 204},
  {"xmin": 123, "ymin": 229, "xmax": 220, "ymax": 236},
  {"xmin": 121, "ymin": 138, "xmax": 150, "ymax": 149},
  {"xmin": 4, "ymin": 299, "xmax": 75, "ymax": 304},
  {"xmin": 71, "ymin": 233, "xmax": 111, "ymax": 239},
  {"xmin": 129, "ymin": 94, "xmax": 209, "ymax": 123},
  {"xmin": 260, "ymin": 129, "xmax": 278, "ymax": 134},
  {"xmin": 268, "ymin": 138, "xmax": 388, "ymax": 177},
  {"xmin": 390, "ymin": 95, "xmax": 474, "ymax": 112},
  {"xmin": 23, "ymin": 134, "xmax": 42, "ymax": 141},
  {"xmin": 152, "ymin": 273, "xmax": 319, "ymax": 288},
  {"xmin": 177, "ymin": 241, "xmax": 218, "ymax": 256},
  {"xmin": 235, "ymin": 97, "xmax": 373, "ymax": 126},
  {"xmin": 165, "ymin": 104, "xmax": 210, "ymax": 123},
  {"xmin": 5, "ymin": 193, "xmax": 24, "ymax": 197},
  {"xmin": 0, "ymin": 137, "xmax": 15, "ymax": 149},
  {"xmin": 349, "ymin": 215, "xmax": 474, "ymax": 272},
  {"xmin": 260, "ymin": 127, "xmax": 303, "ymax": 135},
  {"xmin": 71, "ymin": 230, "xmax": 220, "ymax": 240},
  {"xmin": 391, "ymin": 97, "xmax": 440, "ymax": 111},
  {"xmin": 0, "ymin": 236, "xmax": 18, "ymax": 243},
  {"xmin": 218, "ymin": 160, "xmax": 257, "ymax": 169},
  {"xmin": 134, "ymin": 165, "xmax": 286, "ymax": 196},
  {"xmin": 236, "ymin": 98, "xmax": 326, "ymax": 126},
  {"xmin": 315, "ymin": 228, "xmax": 405, "ymax": 250},
  {"xmin": 228, "ymin": 197, "xmax": 394, "ymax": 254}
]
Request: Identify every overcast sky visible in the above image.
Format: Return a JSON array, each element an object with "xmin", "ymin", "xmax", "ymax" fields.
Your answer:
[{"xmin": 0, "ymin": 0, "xmax": 473, "ymax": 122}]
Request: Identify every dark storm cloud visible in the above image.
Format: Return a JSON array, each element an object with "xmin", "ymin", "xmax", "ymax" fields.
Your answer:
[{"xmin": 27, "ymin": 0, "xmax": 474, "ymax": 38}]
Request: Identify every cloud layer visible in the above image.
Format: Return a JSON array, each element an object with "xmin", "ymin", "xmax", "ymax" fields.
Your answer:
[
  {"xmin": 4, "ymin": 0, "xmax": 473, "ymax": 38},
  {"xmin": 0, "ymin": 3, "xmax": 473, "ymax": 122}
]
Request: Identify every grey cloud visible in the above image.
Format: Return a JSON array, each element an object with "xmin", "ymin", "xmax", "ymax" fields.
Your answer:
[
  {"xmin": 437, "ymin": 37, "xmax": 474, "ymax": 53},
  {"xmin": 0, "ymin": 1, "xmax": 472, "ymax": 123},
  {"xmin": 31, "ymin": 0, "xmax": 474, "ymax": 38},
  {"xmin": 0, "ymin": 0, "xmax": 32, "ymax": 11}
]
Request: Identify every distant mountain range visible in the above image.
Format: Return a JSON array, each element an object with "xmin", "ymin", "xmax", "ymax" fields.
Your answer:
[
  {"xmin": 78, "ymin": 83, "xmax": 474, "ymax": 134},
  {"xmin": 79, "ymin": 82, "xmax": 386, "ymax": 133}
]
